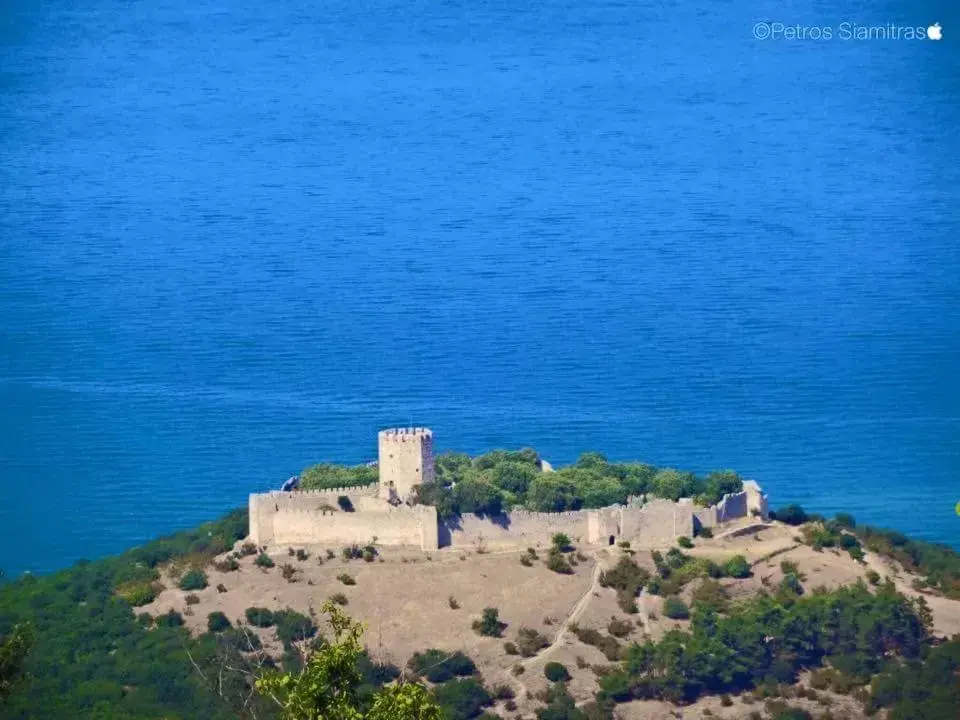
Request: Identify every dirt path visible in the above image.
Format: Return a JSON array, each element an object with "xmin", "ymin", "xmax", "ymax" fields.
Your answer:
[{"xmin": 504, "ymin": 557, "xmax": 605, "ymax": 703}]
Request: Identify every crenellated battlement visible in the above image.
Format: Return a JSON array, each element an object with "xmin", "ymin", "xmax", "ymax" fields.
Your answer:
[{"xmin": 261, "ymin": 484, "xmax": 378, "ymax": 499}]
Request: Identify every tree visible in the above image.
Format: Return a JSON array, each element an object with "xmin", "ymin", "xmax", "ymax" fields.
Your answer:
[
  {"xmin": 255, "ymin": 602, "xmax": 441, "ymax": 720},
  {"xmin": 452, "ymin": 478, "xmax": 503, "ymax": 517},
  {"xmin": 0, "ymin": 624, "xmax": 32, "ymax": 704},
  {"xmin": 701, "ymin": 471, "xmax": 743, "ymax": 506},
  {"xmin": 651, "ymin": 469, "xmax": 697, "ymax": 502}
]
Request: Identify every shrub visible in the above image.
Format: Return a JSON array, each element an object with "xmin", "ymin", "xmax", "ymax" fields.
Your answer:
[
  {"xmin": 544, "ymin": 662, "xmax": 570, "ymax": 682},
  {"xmin": 720, "ymin": 693, "xmax": 733, "ymax": 706},
  {"xmin": 866, "ymin": 569, "xmax": 880, "ymax": 585},
  {"xmin": 255, "ymin": 553, "xmax": 275, "ymax": 569},
  {"xmin": 677, "ymin": 536, "xmax": 694, "ymax": 549},
  {"xmin": 472, "ymin": 607, "xmax": 506, "ymax": 637},
  {"xmin": 280, "ymin": 563, "xmax": 298, "ymax": 582},
  {"xmin": 503, "ymin": 641, "xmax": 519, "ymax": 655},
  {"xmin": 237, "ymin": 542, "xmax": 258, "ymax": 557},
  {"xmin": 156, "ymin": 609, "xmax": 184, "ymax": 628},
  {"xmin": 617, "ymin": 540, "xmax": 631, "ymax": 549},
  {"xmin": 342, "ymin": 545, "xmax": 363, "ymax": 561},
  {"xmin": 288, "ymin": 547, "xmax": 296, "ymax": 557},
  {"xmin": 512, "ymin": 664, "xmax": 524, "ymax": 676},
  {"xmin": 329, "ymin": 592, "xmax": 348, "ymax": 605},
  {"xmin": 295, "ymin": 548, "xmax": 309, "ymax": 561},
  {"xmin": 448, "ymin": 596, "xmax": 460, "ymax": 609},
  {"xmin": 116, "ymin": 580, "xmax": 161, "ymax": 607},
  {"xmin": 552, "ymin": 533, "xmax": 573, "ymax": 552},
  {"xmin": 723, "ymin": 555, "xmax": 751, "ymax": 578},
  {"xmin": 516, "ymin": 626, "xmax": 549, "ymax": 657},
  {"xmin": 431, "ymin": 678, "xmax": 491, "ymax": 720},
  {"xmin": 245, "ymin": 607, "xmax": 276, "ymax": 627},
  {"xmin": 337, "ymin": 573, "xmax": 356, "ymax": 586},
  {"xmin": 546, "ymin": 550, "xmax": 573, "ymax": 574},
  {"xmin": 493, "ymin": 684, "xmax": 515, "ymax": 700},
  {"xmin": 834, "ymin": 512, "xmax": 856, "ymax": 529},
  {"xmin": 773, "ymin": 504, "xmax": 809, "ymax": 526},
  {"xmin": 213, "ymin": 556, "xmax": 240, "ymax": 572},
  {"xmin": 216, "ymin": 583, "xmax": 228, "ymax": 593},
  {"xmin": 692, "ymin": 579, "xmax": 730, "ymax": 613},
  {"xmin": 184, "ymin": 593, "xmax": 201, "ymax": 605},
  {"xmin": 697, "ymin": 526, "xmax": 714, "ymax": 539},
  {"xmin": 408, "ymin": 649, "xmax": 476, "ymax": 683},
  {"xmin": 207, "ymin": 611, "xmax": 231, "ymax": 633},
  {"xmin": 325, "ymin": 549, "xmax": 335, "ymax": 560},
  {"xmin": 179, "ymin": 569, "xmax": 208, "ymax": 591},
  {"xmin": 274, "ymin": 610, "xmax": 317, "ymax": 647},
  {"xmin": 663, "ymin": 596, "xmax": 690, "ymax": 620},
  {"xmin": 337, "ymin": 495, "xmax": 354, "ymax": 512},
  {"xmin": 520, "ymin": 555, "xmax": 533, "ymax": 567},
  {"xmin": 607, "ymin": 617, "xmax": 632, "ymax": 638}
]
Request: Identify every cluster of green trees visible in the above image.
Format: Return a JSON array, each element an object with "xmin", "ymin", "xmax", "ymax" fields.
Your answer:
[
  {"xmin": 416, "ymin": 449, "xmax": 744, "ymax": 518},
  {"xmin": 300, "ymin": 448, "xmax": 745, "ymax": 517},
  {"xmin": 593, "ymin": 577, "xmax": 958, "ymax": 718}
]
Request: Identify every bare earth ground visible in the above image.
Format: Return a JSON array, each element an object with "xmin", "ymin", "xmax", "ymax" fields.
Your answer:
[{"xmin": 141, "ymin": 520, "xmax": 960, "ymax": 719}]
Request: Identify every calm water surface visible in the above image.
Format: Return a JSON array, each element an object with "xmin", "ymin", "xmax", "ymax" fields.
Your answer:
[{"xmin": 1, "ymin": 0, "xmax": 958, "ymax": 575}]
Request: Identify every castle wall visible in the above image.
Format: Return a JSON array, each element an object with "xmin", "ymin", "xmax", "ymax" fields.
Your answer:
[
  {"xmin": 445, "ymin": 510, "xmax": 590, "ymax": 550},
  {"xmin": 262, "ymin": 504, "xmax": 436, "ymax": 550},
  {"xmin": 620, "ymin": 499, "xmax": 695, "ymax": 546}
]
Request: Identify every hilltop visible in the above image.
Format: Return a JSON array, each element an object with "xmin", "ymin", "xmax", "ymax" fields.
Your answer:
[{"xmin": 1, "ymin": 446, "xmax": 959, "ymax": 720}]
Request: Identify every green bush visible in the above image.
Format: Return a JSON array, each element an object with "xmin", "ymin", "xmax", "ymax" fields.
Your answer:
[
  {"xmin": 337, "ymin": 573, "xmax": 356, "ymax": 586},
  {"xmin": 866, "ymin": 570, "xmax": 881, "ymax": 585},
  {"xmin": 255, "ymin": 552, "xmax": 274, "ymax": 569},
  {"xmin": 696, "ymin": 526, "xmax": 714, "ymax": 539},
  {"xmin": 178, "ymin": 569, "xmax": 208, "ymax": 591},
  {"xmin": 546, "ymin": 549, "xmax": 573, "ymax": 574},
  {"xmin": 274, "ymin": 610, "xmax": 317, "ymax": 647},
  {"xmin": 206, "ymin": 611, "xmax": 231, "ymax": 633},
  {"xmin": 663, "ymin": 596, "xmax": 690, "ymax": 620},
  {"xmin": 329, "ymin": 593, "xmax": 348, "ymax": 605},
  {"xmin": 408, "ymin": 649, "xmax": 476, "ymax": 683},
  {"xmin": 115, "ymin": 580, "xmax": 160, "ymax": 607},
  {"xmin": 155, "ymin": 609, "xmax": 184, "ymax": 628},
  {"xmin": 432, "ymin": 678, "xmax": 491, "ymax": 720},
  {"xmin": 723, "ymin": 555, "xmax": 751, "ymax": 578},
  {"xmin": 544, "ymin": 662, "xmax": 570, "ymax": 682},
  {"xmin": 245, "ymin": 607, "xmax": 276, "ymax": 627},
  {"xmin": 677, "ymin": 536, "xmax": 694, "ymax": 549},
  {"xmin": 472, "ymin": 608, "xmax": 506, "ymax": 637},
  {"xmin": 520, "ymin": 554, "xmax": 534, "ymax": 567},
  {"xmin": 552, "ymin": 533, "xmax": 573, "ymax": 552},
  {"xmin": 772, "ymin": 504, "xmax": 808, "ymax": 526}
]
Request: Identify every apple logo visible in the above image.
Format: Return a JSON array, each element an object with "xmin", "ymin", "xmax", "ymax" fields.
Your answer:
[{"xmin": 927, "ymin": 22, "xmax": 943, "ymax": 40}]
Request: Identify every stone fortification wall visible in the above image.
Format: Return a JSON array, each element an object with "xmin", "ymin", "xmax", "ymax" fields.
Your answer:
[
  {"xmin": 263, "ymin": 504, "xmax": 436, "ymax": 549},
  {"xmin": 445, "ymin": 509, "xmax": 591, "ymax": 550},
  {"xmin": 619, "ymin": 499, "xmax": 695, "ymax": 546}
]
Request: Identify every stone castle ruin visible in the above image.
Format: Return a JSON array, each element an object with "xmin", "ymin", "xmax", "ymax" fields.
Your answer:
[{"xmin": 249, "ymin": 428, "xmax": 769, "ymax": 551}]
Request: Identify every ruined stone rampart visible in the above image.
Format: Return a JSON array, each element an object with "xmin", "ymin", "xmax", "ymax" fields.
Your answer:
[{"xmin": 445, "ymin": 509, "xmax": 591, "ymax": 550}]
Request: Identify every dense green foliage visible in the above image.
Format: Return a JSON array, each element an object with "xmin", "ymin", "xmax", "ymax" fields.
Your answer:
[
  {"xmin": 544, "ymin": 662, "xmax": 570, "ymax": 682},
  {"xmin": 417, "ymin": 449, "xmax": 743, "ymax": 519},
  {"xmin": 867, "ymin": 637, "xmax": 960, "ymax": 719},
  {"xmin": 0, "ymin": 510, "xmax": 267, "ymax": 719},
  {"xmin": 407, "ymin": 649, "xmax": 476, "ymax": 683},
  {"xmin": 598, "ymin": 580, "xmax": 931, "ymax": 706},
  {"xmin": 0, "ymin": 624, "xmax": 32, "ymax": 703},
  {"xmin": 299, "ymin": 463, "xmax": 378, "ymax": 491},
  {"xmin": 255, "ymin": 603, "xmax": 442, "ymax": 720}
]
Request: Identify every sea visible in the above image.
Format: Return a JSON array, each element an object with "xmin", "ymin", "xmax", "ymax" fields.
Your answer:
[{"xmin": 1, "ymin": 0, "xmax": 958, "ymax": 576}]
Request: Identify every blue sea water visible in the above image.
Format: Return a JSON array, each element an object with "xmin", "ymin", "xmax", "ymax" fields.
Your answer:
[{"xmin": 1, "ymin": 0, "xmax": 958, "ymax": 576}]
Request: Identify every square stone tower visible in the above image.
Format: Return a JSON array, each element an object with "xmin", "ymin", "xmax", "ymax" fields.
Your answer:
[{"xmin": 378, "ymin": 427, "xmax": 435, "ymax": 503}]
